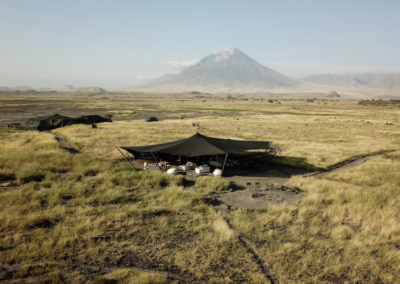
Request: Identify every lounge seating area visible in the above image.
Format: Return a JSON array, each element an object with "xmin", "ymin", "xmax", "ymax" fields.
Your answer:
[{"xmin": 119, "ymin": 132, "xmax": 276, "ymax": 177}]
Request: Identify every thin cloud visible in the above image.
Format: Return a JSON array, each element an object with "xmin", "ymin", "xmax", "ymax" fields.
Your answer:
[
  {"xmin": 213, "ymin": 47, "xmax": 235, "ymax": 55},
  {"xmin": 160, "ymin": 59, "xmax": 199, "ymax": 70}
]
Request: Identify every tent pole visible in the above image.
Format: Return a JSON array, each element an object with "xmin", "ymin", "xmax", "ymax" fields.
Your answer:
[
  {"xmin": 116, "ymin": 147, "xmax": 134, "ymax": 167},
  {"xmin": 258, "ymin": 149, "xmax": 268, "ymax": 159},
  {"xmin": 151, "ymin": 152, "xmax": 161, "ymax": 172},
  {"xmin": 221, "ymin": 154, "xmax": 229, "ymax": 177},
  {"xmin": 259, "ymin": 150, "xmax": 277, "ymax": 173},
  {"xmin": 127, "ymin": 152, "xmax": 135, "ymax": 164}
]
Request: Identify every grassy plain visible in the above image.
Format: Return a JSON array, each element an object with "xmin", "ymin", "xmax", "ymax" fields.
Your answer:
[
  {"xmin": 0, "ymin": 127, "xmax": 267, "ymax": 283},
  {"xmin": 1, "ymin": 93, "xmax": 400, "ymax": 283},
  {"xmin": 49, "ymin": 97, "xmax": 400, "ymax": 170}
]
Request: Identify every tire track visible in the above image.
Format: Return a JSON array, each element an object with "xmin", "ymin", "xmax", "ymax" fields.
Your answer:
[
  {"xmin": 215, "ymin": 205, "xmax": 280, "ymax": 284},
  {"xmin": 303, "ymin": 150, "xmax": 396, "ymax": 179},
  {"xmin": 53, "ymin": 134, "xmax": 80, "ymax": 154}
]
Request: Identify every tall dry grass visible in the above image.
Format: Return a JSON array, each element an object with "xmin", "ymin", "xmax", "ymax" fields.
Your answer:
[
  {"xmin": 0, "ymin": 127, "xmax": 268, "ymax": 283},
  {"xmin": 230, "ymin": 152, "xmax": 400, "ymax": 283}
]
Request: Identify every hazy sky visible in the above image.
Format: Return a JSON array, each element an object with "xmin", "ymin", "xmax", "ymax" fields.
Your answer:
[{"xmin": 1, "ymin": 0, "xmax": 399, "ymax": 88}]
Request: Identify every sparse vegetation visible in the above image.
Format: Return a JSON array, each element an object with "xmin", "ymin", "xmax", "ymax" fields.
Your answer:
[
  {"xmin": 359, "ymin": 99, "xmax": 400, "ymax": 107},
  {"xmin": 2, "ymin": 93, "xmax": 400, "ymax": 282},
  {"xmin": 93, "ymin": 269, "xmax": 168, "ymax": 284}
]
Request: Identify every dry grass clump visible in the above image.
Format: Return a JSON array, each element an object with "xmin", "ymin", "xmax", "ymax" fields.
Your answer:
[
  {"xmin": 195, "ymin": 176, "xmax": 231, "ymax": 194},
  {"xmin": 93, "ymin": 268, "xmax": 168, "ymax": 284},
  {"xmin": 0, "ymin": 263, "xmax": 64, "ymax": 282},
  {"xmin": 230, "ymin": 154, "xmax": 400, "ymax": 283},
  {"xmin": 213, "ymin": 218, "xmax": 235, "ymax": 242}
]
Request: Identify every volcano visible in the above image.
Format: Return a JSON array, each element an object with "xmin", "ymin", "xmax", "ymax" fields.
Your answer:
[{"xmin": 123, "ymin": 48, "xmax": 307, "ymax": 93}]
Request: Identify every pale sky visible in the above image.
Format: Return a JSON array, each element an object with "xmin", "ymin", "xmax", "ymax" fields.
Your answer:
[{"xmin": 1, "ymin": 0, "xmax": 399, "ymax": 88}]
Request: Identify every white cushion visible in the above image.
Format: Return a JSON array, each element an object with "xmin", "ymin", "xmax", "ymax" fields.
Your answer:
[
  {"xmin": 167, "ymin": 168, "xmax": 178, "ymax": 175},
  {"xmin": 199, "ymin": 165, "xmax": 210, "ymax": 173},
  {"xmin": 213, "ymin": 168, "xmax": 222, "ymax": 176}
]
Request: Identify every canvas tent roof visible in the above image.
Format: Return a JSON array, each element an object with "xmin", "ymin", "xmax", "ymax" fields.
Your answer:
[
  {"xmin": 120, "ymin": 133, "xmax": 272, "ymax": 157},
  {"xmin": 24, "ymin": 113, "xmax": 77, "ymax": 127},
  {"xmin": 79, "ymin": 115, "xmax": 111, "ymax": 124},
  {"xmin": 23, "ymin": 113, "xmax": 111, "ymax": 128}
]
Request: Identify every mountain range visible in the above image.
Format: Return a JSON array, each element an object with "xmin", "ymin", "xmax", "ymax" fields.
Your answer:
[
  {"xmin": 302, "ymin": 73, "xmax": 400, "ymax": 90},
  {"xmin": 1, "ymin": 48, "xmax": 399, "ymax": 94},
  {"xmin": 0, "ymin": 85, "xmax": 107, "ymax": 92}
]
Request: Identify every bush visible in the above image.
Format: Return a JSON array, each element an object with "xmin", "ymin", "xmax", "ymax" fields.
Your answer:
[{"xmin": 81, "ymin": 167, "xmax": 100, "ymax": 176}]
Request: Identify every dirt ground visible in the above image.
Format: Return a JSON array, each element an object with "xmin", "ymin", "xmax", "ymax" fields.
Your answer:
[
  {"xmin": 0, "ymin": 93, "xmax": 218, "ymax": 126},
  {"xmin": 211, "ymin": 166, "xmax": 306, "ymax": 210},
  {"xmin": 129, "ymin": 155, "xmax": 306, "ymax": 210},
  {"xmin": 121, "ymin": 151, "xmax": 384, "ymax": 211}
]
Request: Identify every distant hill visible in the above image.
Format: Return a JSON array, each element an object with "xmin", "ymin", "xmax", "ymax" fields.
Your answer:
[
  {"xmin": 301, "ymin": 74, "xmax": 370, "ymax": 88},
  {"xmin": 367, "ymin": 74, "xmax": 400, "ymax": 90},
  {"xmin": 10, "ymin": 86, "xmax": 35, "ymax": 91},
  {"xmin": 0, "ymin": 86, "xmax": 10, "ymax": 91},
  {"xmin": 36, "ymin": 87, "xmax": 53, "ymax": 91},
  {"xmin": 302, "ymin": 73, "xmax": 400, "ymax": 90},
  {"xmin": 326, "ymin": 91, "xmax": 340, "ymax": 97},
  {"xmin": 68, "ymin": 86, "xmax": 106, "ymax": 93},
  {"xmin": 56, "ymin": 85, "xmax": 74, "ymax": 92},
  {"xmin": 119, "ymin": 48, "xmax": 309, "ymax": 93}
]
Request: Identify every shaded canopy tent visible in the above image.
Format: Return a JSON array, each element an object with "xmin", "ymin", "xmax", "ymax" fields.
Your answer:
[
  {"xmin": 24, "ymin": 113, "xmax": 78, "ymax": 130},
  {"xmin": 119, "ymin": 133, "xmax": 276, "ymax": 175},
  {"xmin": 79, "ymin": 115, "xmax": 111, "ymax": 124},
  {"xmin": 11, "ymin": 113, "xmax": 111, "ymax": 131}
]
